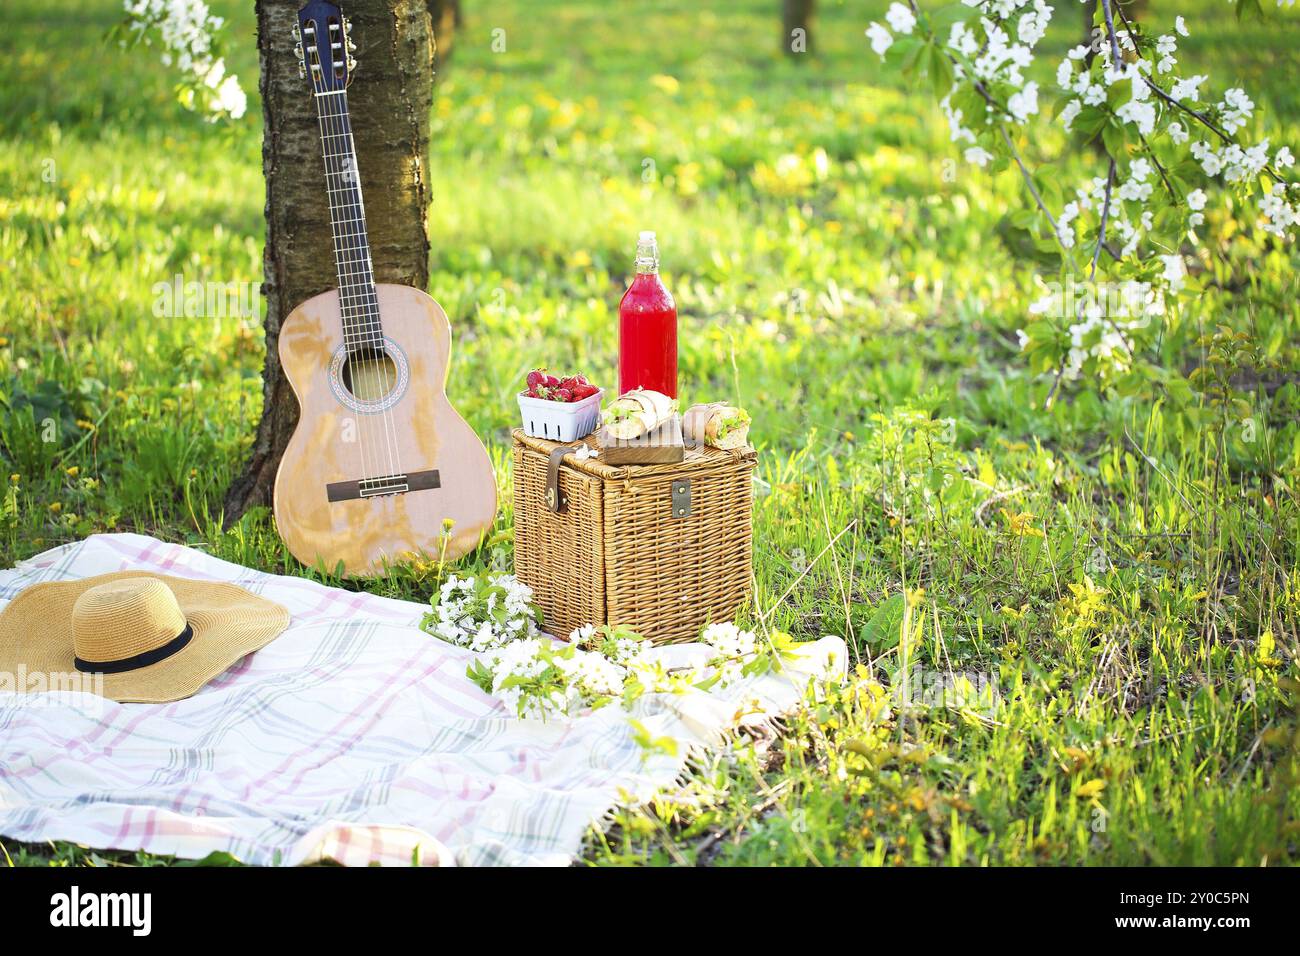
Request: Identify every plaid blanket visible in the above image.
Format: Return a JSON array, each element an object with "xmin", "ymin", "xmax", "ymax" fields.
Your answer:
[{"xmin": 0, "ymin": 534, "xmax": 844, "ymax": 866}]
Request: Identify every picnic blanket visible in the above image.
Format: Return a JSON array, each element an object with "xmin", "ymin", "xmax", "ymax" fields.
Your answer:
[{"xmin": 0, "ymin": 534, "xmax": 844, "ymax": 866}]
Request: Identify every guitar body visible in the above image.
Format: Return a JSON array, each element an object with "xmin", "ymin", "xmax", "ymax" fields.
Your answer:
[{"xmin": 273, "ymin": 283, "xmax": 497, "ymax": 576}]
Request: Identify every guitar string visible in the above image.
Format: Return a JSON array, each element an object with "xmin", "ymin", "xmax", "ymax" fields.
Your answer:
[
  {"xmin": 312, "ymin": 68, "xmax": 382, "ymax": 488},
  {"xmin": 324, "ymin": 86, "xmax": 403, "ymax": 486},
  {"xmin": 313, "ymin": 75, "xmax": 380, "ymax": 487},
  {"xmin": 331, "ymin": 88, "xmax": 404, "ymax": 485}
]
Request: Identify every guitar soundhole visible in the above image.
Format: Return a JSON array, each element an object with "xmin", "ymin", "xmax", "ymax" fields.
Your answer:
[
  {"xmin": 328, "ymin": 338, "xmax": 410, "ymax": 414},
  {"xmin": 341, "ymin": 347, "xmax": 398, "ymax": 403}
]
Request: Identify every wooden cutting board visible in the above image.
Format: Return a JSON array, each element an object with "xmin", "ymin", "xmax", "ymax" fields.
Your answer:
[{"xmin": 597, "ymin": 414, "xmax": 685, "ymax": 465}]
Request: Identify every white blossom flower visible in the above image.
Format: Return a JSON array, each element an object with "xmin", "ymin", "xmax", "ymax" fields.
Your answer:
[
  {"xmin": 568, "ymin": 624, "xmax": 597, "ymax": 645},
  {"xmin": 1160, "ymin": 254, "xmax": 1187, "ymax": 294},
  {"xmin": 1186, "ymin": 187, "xmax": 1207, "ymax": 228},
  {"xmin": 884, "ymin": 3, "xmax": 916, "ymax": 35},
  {"xmin": 1016, "ymin": 0, "xmax": 1052, "ymax": 46},
  {"xmin": 1056, "ymin": 200, "xmax": 1080, "ymax": 248},
  {"xmin": 1191, "ymin": 140, "xmax": 1223, "ymax": 177},
  {"xmin": 1170, "ymin": 74, "xmax": 1206, "ymax": 103},
  {"xmin": 949, "ymin": 23, "xmax": 979, "ymax": 57},
  {"xmin": 1007, "ymin": 81, "xmax": 1039, "ymax": 122},
  {"xmin": 213, "ymin": 73, "xmax": 246, "ymax": 119},
  {"xmin": 1116, "ymin": 98, "xmax": 1156, "ymax": 137},
  {"xmin": 866, "ymin": 23, "xmax": 893, "ymax": 58},
  {"xmin": 867, "ymin": 0, "xmax": 1299, "ymax": 298},
  {"xmin": 1155, "ymin": 35, "xmax": 1178, "ymax": 74},
  {"xmin": 1260, "ymin": 183, "xmax": 1299, "ymax": 236},
  {"xmin": 1220, "ymin": 88, "xmax": 1255, "ymax": 134},
  {"xmin": 941, "ymin": 94, "xmax": 975, "ymax": 144},
  {"xmin": 422, "ymin": 573, "xmax": 543, "ymax": 652},
  {"xmin": 1117, "ymin": 159, "xmax": 1153, "ymax": 203},
  {"xmin": 122, "ymin": 0, "xmax": 246, "ymax": 120},
  {"xmin": 1056, "ymin": 58, "xmax": 1074, "ymax": 89},
  {"xmin": 1059, "ymin": 98, "xmax": 1082, "ymax": 133}
]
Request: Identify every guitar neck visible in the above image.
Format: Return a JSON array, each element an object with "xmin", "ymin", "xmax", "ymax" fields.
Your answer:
[{"xmin": 312, "ymin": 89, "xmax": 383, "ymax": 351}]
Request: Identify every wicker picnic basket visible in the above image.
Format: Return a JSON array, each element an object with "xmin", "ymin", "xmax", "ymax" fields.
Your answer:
[{"xmin": 511, "ymin": 428, "xmax": 756, "ymax": 644}]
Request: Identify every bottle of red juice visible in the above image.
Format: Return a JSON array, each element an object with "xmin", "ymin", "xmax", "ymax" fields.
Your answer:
[{"xmin": 618, "ymin": 231, "xmax": 678, "ymax": 398}]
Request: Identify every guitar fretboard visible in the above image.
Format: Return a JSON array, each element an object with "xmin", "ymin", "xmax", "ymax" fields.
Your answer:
[{"xmin": 312, "ymin": 89, "xmax": 383, "ymax": 352}]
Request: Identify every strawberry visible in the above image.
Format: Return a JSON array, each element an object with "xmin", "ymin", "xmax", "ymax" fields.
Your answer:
[{"xmin": 523, "ymin": 368, "xmax": 598, "ymax": 402}]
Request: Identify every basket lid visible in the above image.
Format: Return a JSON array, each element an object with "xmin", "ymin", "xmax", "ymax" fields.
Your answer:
[{"xmin": 511, "ymin": 428, "xmax": 754, "ymax": 479}]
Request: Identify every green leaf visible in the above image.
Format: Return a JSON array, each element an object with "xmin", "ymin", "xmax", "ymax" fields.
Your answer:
[
  {"xmin": 895, "ymin": 38, "xmax": 926, "ymax": 76},
  {"xmin": 861, "ymin": 594, "xmax": 907, "ymax": 650},
  {"xmin": 1237, "ymin": 0, "xmax": 1264, "ymax": 22},
  {"xmin": 928, "ymin": 44, "xmax": 954, "ymax": 99},
  {"xmin": 1101, "ymin": 121, "xmax": 1127, "ymax": 162},
  {"xmin": 1074, "ymin": 106, "xmax": 1107, "ymax": 139},
  {"xmin": 928, "ymin": 4, "xmax": 974, "ymax": 31}
]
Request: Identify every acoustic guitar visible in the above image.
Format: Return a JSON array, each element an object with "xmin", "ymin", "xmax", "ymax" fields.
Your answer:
[{"xmin": 274, "ymin": 1, "xmax": 496, "ymax": 576}]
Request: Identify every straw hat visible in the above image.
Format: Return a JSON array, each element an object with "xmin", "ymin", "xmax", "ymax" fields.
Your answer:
[{"xmin": 0, "ymin": 572, "xmax": 290, "ymax": 703}]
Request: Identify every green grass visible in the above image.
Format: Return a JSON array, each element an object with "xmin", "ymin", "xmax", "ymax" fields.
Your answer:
[{"xmin": 2, "ymin": 0, "xmax": 1298, "ymax": 866}]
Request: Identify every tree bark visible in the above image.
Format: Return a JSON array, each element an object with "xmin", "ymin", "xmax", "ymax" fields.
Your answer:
[
  {"xmin": 225, "ymin": 0, "xmax": 435, "ymax": 524},
  {"xmin": 1082, "ymin": 0, "xmax": 1147, "ymax": 51},
  {"xmin": 427, "ymin": 0, "xmax": 461, "ymax": 67},
  {"xmin": 782, "ymin": 0, "xmax": 814, "ymax": 57}
]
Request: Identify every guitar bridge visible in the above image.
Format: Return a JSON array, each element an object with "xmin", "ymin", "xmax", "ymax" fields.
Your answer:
[{"xmin": 326, "ymin": 468, "xmax": 440, "ymax": 502}]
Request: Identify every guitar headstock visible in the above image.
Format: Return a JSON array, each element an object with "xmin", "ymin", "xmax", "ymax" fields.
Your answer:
[{"xmin": 293, "ymin": 1, "xmax": 356, "ymax": 93}]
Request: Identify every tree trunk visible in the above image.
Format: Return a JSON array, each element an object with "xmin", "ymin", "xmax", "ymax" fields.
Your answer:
[
  {"xmin": 427, "ymin": 0, "xmax": 461, "ymax": 67},
  {"xmin": 782, "ymin": 0, "xmax": 814, "ymax": 57},
  {"xmin": 225, "ymin": 0, "xmax": 436, "ymax": 524}
]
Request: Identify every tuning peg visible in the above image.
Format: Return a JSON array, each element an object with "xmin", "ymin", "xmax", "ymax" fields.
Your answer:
[
  {"xmin": 293, "ymin": 43, "xmax": 304, "ymax": 62},
  {"xmin": 291, "ymin": 23, "xmax": 300, "ymax": 41},
  {"xmin": 298, "ymin": 60, "xmax": 307, "ymax": 79},
  {"xmin": 343, "ymin": 16, "xmax": 352, "ymax": 32},
  {"xmin": 346, "ymin": 55, "xmax": 357, "ymax": 72},
  {"xmin": 346, "ymin": 38, "xmax": 356, "ymax": 52}
]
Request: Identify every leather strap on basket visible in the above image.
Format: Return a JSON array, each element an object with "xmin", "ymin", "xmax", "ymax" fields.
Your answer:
[{"xmin": 545, "ymin": 445, "xmax": 574, "ymax": 513}]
